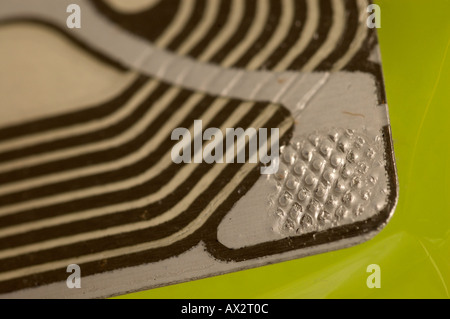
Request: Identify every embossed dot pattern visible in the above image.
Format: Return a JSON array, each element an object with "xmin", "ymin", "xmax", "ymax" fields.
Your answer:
[{"xmin": 271, "ymin": 128, "xmax": 387, "ymax": 236}]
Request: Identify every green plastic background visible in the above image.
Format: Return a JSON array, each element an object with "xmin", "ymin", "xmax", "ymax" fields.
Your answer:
[{"xmin": 117, "ymin": 0, "xmax": 450, "ymax": 299}]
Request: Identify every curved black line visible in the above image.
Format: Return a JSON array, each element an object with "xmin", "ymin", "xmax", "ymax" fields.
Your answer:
[
  {"xmin": 0, "ymin": 100, "xmax": 264, "ymax": 250},
  {"xmin": 0, "ymin": 114, "xmax": 294, "ymax": 294},
  {"xmin": 0, "ymin": 105, "xmax": 289, "ymax": 273},
  {"xmin": 316, "ymin": 0, "xmax": 358, "ymax": 71},
  {"xmin": 186, "ymin": 0, "xmax": 232, "ymax": 59},
  {"xmin": 0, "ymin": 83, "xmax": 170, "ymax": 186},
  {"xmin": 0, "ymin": 18, "xmax": 128, "ymax": 72},
  {"xmin": 288, "ymin": 0, "xmax": 333, "ymax": 70},
  {"xmin": 0, "ymin": 85, "xmax": 196, "ymax": 205},
  {"xmin": 166, "ymin": 0, "xmax": 207, "ymax": 51},
  {"xmin": 210, "ymin": 0, "xmax": 257, "ymax": 64},
  {"xmin": 232, "ymin": 0, "xmax": 282, "ymax": 69},
  {"xmin": 0, "ymin": 96, "xmax": 243, "ymax": 227},
  {"xmin": 263, "ymin": 0, "xmax": 307, "ymax": 70},
  {"xmin": 0, "ymin": 21, "xmax": 146, "ymax": 143},
  {"xmin": 91, "ymin": 0, "xmax": 181, "ymax": 43},
  {"xmin": 0, "ymin": 77, "xmax": 151, "ymax": 163}
]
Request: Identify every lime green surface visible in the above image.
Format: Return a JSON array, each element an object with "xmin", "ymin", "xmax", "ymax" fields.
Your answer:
[{"xmin": 117, "ymin": 0, "xmax": 450, "ymax": 299}]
